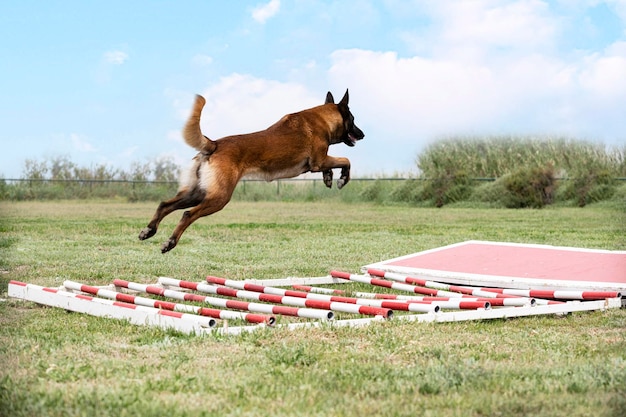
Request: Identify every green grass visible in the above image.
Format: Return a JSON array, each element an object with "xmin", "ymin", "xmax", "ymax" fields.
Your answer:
[{"xmin": 1, "ymin": 200, "xmax": 625, "ymax": 416}]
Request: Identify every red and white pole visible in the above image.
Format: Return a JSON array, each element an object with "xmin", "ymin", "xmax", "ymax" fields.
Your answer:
[
  {"xmin": 157, "ymin": 277, "xmax": 334, "ymax": 321},
  {"xmin": 473, "ymin": 287, "xmax": 621, "ymax": 300},
  {"xmin": 70, "ymin": 280, "xmax": 274, "ymax": 326},
  {"xmin": 294, "ymin": 284, "xmax": 526, "ymax": 307},
  {"xmin": 37, "ymin": 281, "xmax": 217, "ymax": 328},
  {"xmin": 9, "ymin": 280, "xmax": 217, "ymax": 333},
  {"xmin": 293, "ymin": 285, "xmax": 344, "ymax": 295},
  {"xmin": 330, "ymin": 270, "xmax": 448, "ymax": 296},
  {"xmin": 204, "ymin": 276, "xmax": 393, "ymax": 318},
  {"xmin": 331, "ymin": 271, "xmax": 496, "ymax": 310},
  {"xmin": 367, "ymin": 269, "xmax": 541, "ymax": 305},
  {"xmin": 206, "ymin": 276, "xmax": 426, "ymax": 314}
]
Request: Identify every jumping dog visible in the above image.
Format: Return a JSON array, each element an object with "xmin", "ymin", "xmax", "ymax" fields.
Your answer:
[{"xmin": 139, "ymin": 89, "xmax": 364, "ymax": 253}]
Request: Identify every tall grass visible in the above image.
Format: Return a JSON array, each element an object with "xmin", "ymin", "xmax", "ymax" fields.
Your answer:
[
  {"xmin": 417, "ymin": 135, "xmax": 626, "ymax": 178},
  {"xmin": 416, "ymin": 136, "xmax": 626, "ymax": 207}
]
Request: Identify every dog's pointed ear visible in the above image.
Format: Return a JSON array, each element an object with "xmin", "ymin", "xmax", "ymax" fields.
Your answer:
[
  {"xmin": 325, "ymin": 91, "xmax": 335, "ymax": 104},
  {"xmin": 339, "ymin": 89, "xmax": 349, "ymax": 107}
]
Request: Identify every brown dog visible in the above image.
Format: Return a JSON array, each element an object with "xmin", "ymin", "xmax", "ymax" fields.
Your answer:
[{"xmin": 139, "ymin": 89, "xmax": 364, "ymax": 253}]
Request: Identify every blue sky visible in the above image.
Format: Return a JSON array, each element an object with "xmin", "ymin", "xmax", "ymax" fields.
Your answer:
[{"xmin": 1, "ymin": 0, "xmax": 625, "ymax": 179}]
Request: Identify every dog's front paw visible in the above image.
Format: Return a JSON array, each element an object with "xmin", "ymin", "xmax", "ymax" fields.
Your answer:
[
  {"xmin": 139, "ymin": 227, "xmax": 156, "ymax": 241},
  {"xmin": 323, "ymin": 170, "xmax": 333, "ymax": 188},
  {"xmin": 337, "ymin": 178, "xmax": 349, "ymax": 189},
  {"xmin": 161, "ymin": 238, "xmax": 177, "ymax": 254}
]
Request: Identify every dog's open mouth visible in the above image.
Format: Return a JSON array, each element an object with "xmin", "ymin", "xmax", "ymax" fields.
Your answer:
[{"xmin": 347, "ymin": 133, "xmax": 359, "ymax": 146}]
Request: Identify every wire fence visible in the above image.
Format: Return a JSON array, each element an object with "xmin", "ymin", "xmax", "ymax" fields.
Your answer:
[
  {"xmin": 3, "ymin": 176, "xmax": 625, "ymax": 186},
  {"xmin": 0, "ymin": 177, "xmax": 490, "ymax": 202},
  {"xmin": 1, "ymin": 176, "xmax": 624, "ymax": 205},
  {"xmin": 0, "ymin": 177, "xmax": 495, "ymax": 195}
]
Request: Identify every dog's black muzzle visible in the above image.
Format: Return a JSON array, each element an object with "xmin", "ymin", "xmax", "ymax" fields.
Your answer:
[{"xmin": 345, "ymin": 124, "xmax": 364, "ymax": 147}]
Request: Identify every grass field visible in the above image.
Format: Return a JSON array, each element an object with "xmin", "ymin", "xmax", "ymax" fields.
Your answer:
[{"xmin": 1, "ymin": 200, "xmax": 625, "ymax": 417}]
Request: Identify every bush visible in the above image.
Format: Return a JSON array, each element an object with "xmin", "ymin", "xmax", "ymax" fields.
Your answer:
[
  {"xmin": 611, "ymin": 183, "xmax": 626, "ymax": 210},
  {"xmin": 561, "ymin": 170, "xmax": 615, "ymax": 207},
  {"xmin": 0, "ymin": 180, "xmax": 7, "ymax": 199},
  {"xmin": 358, "ymin": 180, "xmax": 384, "ymax": 203},
  {"xmin": 468, "ymin": 181, "xmax": 506, "ymax": 207},
  {"xmin": 500, "ymin": 165, "xmax": 556, "ymax": 208},
  {"xmin": 389, "ymin": 179, "xmax": 424, "ymax": 204},
  {"xmin": 421, "ymin": 171, "xmax": 473, "ymax": 207}
]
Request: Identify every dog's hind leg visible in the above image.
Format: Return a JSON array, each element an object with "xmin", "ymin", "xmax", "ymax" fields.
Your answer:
[
  {"xmin": 138, "ymin": 187, "xmax": 205, "ymax": 241},
  {"xmin": 160, "ymin": 180, "xmax": 236, "ymax": 253},
  {"xmin": 160, "ymin": 196, "xmax": 231, "ymax": 253}
]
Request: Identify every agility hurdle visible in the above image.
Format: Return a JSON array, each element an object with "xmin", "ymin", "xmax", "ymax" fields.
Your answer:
[
  {"xmin": 365, "ymin": 269, "xmax": 542, "ymax": 305},
  {"xmin": 114, "ymin": 278, "xmax": 299, "ymax": 322},
  {"xmin": 234, "ymin": 274, "xmax": 622, "ymax": 328},
  {"xmin": 158, "ymin": 277, "xmax": 335, "ymax": 320},
  {"xmin": 457, "ymin": 286, "xmax": 620, "ymax": 301},
  {"xmin": 292, "ymin": 284, "xmax": 530, "ymax": 307},
  {"xmin": 367, "ymin": 269, "xmax": 619, "ymax": 301},
  {"xmin": 8, "ymin": 281, "xmax": 217, "ymax": 334},
  {"xmin": 8, "ymin": 274, "xmax": 623, "ymax": 336},
  {"xmin": 330, "ymin": 270, "xmax": 529, "ymax": 307},
  {"xmin": 64, "ymin": 280, "xmax": 274, "ymax": 326},
  {"xmin": 164, "ymin": 276, "xmax": 393, "ymax": 318},
  {"xmin": 205, "ymin": 275, "xmax": 438, "ymax": 314}
]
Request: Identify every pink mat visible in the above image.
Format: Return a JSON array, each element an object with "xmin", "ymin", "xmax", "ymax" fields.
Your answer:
[{"xmin": 365, "ymin": 241, "xmax": 626, "ymax": 292}]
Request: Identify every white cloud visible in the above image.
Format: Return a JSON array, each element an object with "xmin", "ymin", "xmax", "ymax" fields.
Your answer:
[
  {"xmin": 94, "ymin": 49, "xmax": 129, "ymax": 84},
  {"xmin": 318, "ymin": 1, "xmax": 623, "ymax": 154},
  {"xmin": 70, "ymin": 133, "xmax": 97, "ymax": 152},
  {"xmin": 173, "ymin": 73, "xmax": 319, "ymax": 139},
  {"xmin": 327, "ymin": 39, "xmax": 626, "ymax": 148},
  {"xmin": 328, "ymin": 50, "xmax": 504, "ymax": 136},
  {"xmin": 403, "ymin": 0, "xmax": 560, "ymax": 60},
  {"xmin": 252, "ymin": 0, "xmax": 280, "ymax": 24},
  {"xmin": 441, "ymin": 0, "xmax": 557, "ymax": 48},
  {"xmin": 191, "ymin": 54, "xmax": 213, "ymax": 67},
  {"xmin": 607, "ymin": 0, "xmax": 626, "ymax": 25},
  {"xmin": 579, "ymin": 41, "xmax": 626, "ymax": 98},
  {"xmin": 103, "ymin": 50, "xmax": 128, "ymax": 65}
]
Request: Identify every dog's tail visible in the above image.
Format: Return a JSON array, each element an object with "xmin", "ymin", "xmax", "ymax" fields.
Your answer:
[{"xmin": 183, "ymin": 95, "xmax": 217, "ymax": 154}]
